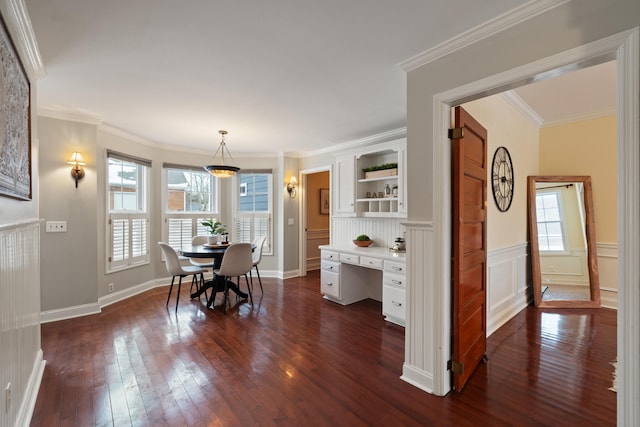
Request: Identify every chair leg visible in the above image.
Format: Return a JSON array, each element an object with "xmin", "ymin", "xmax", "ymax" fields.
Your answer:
[
  {"xmin": 244, "ymin": 274, "xmax": 253, "ymax": 304},
  {"xmin": 255, "ymin": 265, "xmax": 263, "ymax": 294},
  {"xmin": 166, "ymin": 276, "xmax": 176, "ymax": 307},
  {"xmin": 175, "ymin": 276, "xmax": 184, "ymax": 313},
  {"xmin": 222, "ymin": 276, "xmax": 229, "ymax": 313}
]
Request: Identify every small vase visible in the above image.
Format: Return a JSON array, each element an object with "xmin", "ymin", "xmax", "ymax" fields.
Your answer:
[{"xmin": 207, "ymin": 235, "xmax": 218, "ymax": 245}]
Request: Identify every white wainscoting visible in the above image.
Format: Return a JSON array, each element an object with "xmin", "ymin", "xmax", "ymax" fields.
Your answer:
[
  {"xmin": 597, "ymin": 242, "xmax": 618, "ymax": 309},
  {"xmin": 486, "ymin": 243, "xmax": 530, "ymax": 336},
  {"xmin": 0, "ymin": 220, "xmax": 44, "ymax": 427},
  {"xmin": 306, "ymin": 229, "xmax": 329, "ymax": 271}
]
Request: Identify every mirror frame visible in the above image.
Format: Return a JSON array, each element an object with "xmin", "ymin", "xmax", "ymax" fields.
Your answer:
[{"xmin": 528, "ymin": 176, "xmax": 601, "ymax": 308}]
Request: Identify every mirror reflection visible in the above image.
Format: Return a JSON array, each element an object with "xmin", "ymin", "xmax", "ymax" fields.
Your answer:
[{"xmin": 528, "ymin": 176, "xmax": 601, "ymax": 308}]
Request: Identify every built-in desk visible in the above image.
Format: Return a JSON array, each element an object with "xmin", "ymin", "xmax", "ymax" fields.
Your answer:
[{"xmin": 318, "ymin": 244, "xmax": 406, "ymax": 326}]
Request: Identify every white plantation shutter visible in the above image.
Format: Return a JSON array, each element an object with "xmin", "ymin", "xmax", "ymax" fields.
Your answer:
[
  {"xmin": 167, "ymin": 217, "xmax": 192, "ymax": 249},
  {"xmin": 165, "ymin": 215, "xmax": 220, "ymax": 250},
  {"xmin": 234, "ymin": 217, "xmax": 251, "ymax": 243},
  {"xmin": 111, "ymin": 217, "xmax": 129, "ymax": 268},
  {"xmin": 234, "ymin": 214, "xmax": 271, "ymax": 253},
  {"xmin": 109, "ymin": 213, "xmax": 149, "ymax": 270}
]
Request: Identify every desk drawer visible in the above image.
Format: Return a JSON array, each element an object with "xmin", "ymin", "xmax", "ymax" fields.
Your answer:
[
  {"xmin": 383, "ymin": 285, "xmax": 406, "ymax": 322},
  {"xmin": 383, "ymin": 273, "xmax": 406, "ymax": 289},
  {"xmin": 340, "ymin": 253, "xmax": 359, "ymax": 264},
  {"xmin": 321, "ymin": 250, "xmax": 339, "ymax": 261},
  {"xmin": 321, "ymin": 270, "xmax": 340, "ymax": 299},
  {"xmin": 360, "ymin": 256, "xmax": 383, "ymax": 269},
  {"xmin": 321, "ymin": 259, "xmax": 340, "ymax": 273},
  {"xmin": 384, "ymin": 260, "xmax": 406, "ymax": 274}
]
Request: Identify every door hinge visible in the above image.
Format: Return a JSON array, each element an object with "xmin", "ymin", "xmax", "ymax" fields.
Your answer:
[
  {"xmin": 448, "ymin": 127, "xmax": 464, "ymax": 139},
  {"xmin": 447, "ymin": 360, "xmax": 464, "ymax": 375}
]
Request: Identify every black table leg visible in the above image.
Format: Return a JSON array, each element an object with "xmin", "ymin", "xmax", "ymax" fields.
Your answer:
[{"xmin": 202, "ymin": 276, "xmax": 249, "ymax": 309}]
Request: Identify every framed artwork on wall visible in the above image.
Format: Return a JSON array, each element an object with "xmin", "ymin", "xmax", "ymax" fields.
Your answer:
[
  {"xmin": 0, "ymin": 12, "xmax": 31, "ymax": 200},
  {"xmin": 320, "ymin": 188, "xmax": 329, "ymax": 214}
]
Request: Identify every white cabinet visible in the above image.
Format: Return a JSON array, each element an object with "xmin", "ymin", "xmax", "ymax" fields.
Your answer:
[
  {"xmin": 334, "ymin": 155, "xmax": 356, "ymax": 215},
  {"xmin": 319, "ymin": 246, "xmax": 406, "ymax": 327},
  {"xmin": 382, "ymin": 259, "xmax": 406, "ymax": 326},
  {"xmin": 320, "ymin": 259, "xmax": 340, "ymax": 299},
  {"xmin": 354, "ymin": 140, "xmax": 407, "ymax": 218}
]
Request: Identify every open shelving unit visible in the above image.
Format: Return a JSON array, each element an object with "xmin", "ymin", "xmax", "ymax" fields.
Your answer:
[{"xmin": 355, "ymin": 146, "xmax": 404, "ymax": 217}]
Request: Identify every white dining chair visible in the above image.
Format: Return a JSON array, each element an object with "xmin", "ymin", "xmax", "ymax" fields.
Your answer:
[
  {"xmin": 158, "ymin": 242, "xmax": 208, "ymax": 312},
  {"xmin": 214, "ymin": 243, "xmax": 254, "ymax": 311},
  {"xmin": 250, "ymin": 236, "xmax": 267, "ymax": 293},
  {"xmin": 190, "ymin": 235, "xmax": 216, "ymax": 285}
]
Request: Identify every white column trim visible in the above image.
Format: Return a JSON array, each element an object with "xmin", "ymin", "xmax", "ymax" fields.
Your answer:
[{"xmin": 616, "ymin": 27, "xmax": 639, "ymax": 427}]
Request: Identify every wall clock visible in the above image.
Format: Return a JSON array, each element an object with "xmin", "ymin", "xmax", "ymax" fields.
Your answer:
[{"xmin": 491, "ymin": 146, "xmax": 514, "ymax": 212}]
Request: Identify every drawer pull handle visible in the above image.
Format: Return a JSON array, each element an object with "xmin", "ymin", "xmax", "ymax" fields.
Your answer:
[
  {"xmin": 392, "ymin": 301, "xmax": 402, "ymax": 306},
  {"xmin": 392, "ymin": 266, "xmax": 403, "ymax": 271},
  {"xmin": 326, "ymin": 282, "xmax": 333, "ymax": 286},
  {"xmin": 328, "ymin": 266, "xmax": 333, "ymax": 270},
  {"xmin": 392, "ymin": 280, "xmax": 403, "ymax": 285},
  {"xmin": 368, "ymin": 261, "xmax": 374, "ymax": 264}
]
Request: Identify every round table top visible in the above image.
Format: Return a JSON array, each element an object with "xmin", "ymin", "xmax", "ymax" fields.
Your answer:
[
  {"xmin": 180, "ymin": 244, "xmax": 229, "ymax": 258},
  {"xmin": 180, "ymin": 243, "xmax": 255, "ymax": 258}
]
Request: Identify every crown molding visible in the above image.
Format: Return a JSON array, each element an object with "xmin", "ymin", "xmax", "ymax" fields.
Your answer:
[
  {"xmin": 7, "ymin": 0, "xmax": 45, "ymax": 79},
  {"xmin": 38, "ymin": 107, "xmax": 102, "ymax": 125},
  {"xmin": 301, "ymin": 127, "xmax": 407, "ymax": 158},
  {"xmin": 500, "ymin": 91, "xmax": 544, "ymax": 127},
  {"xmin": 399, "ymin": 0, "xmax": 570, "ymax": 72},
  {"xmin": 540, "ymin": 108, "xmax": 617, "ymax": 128}
]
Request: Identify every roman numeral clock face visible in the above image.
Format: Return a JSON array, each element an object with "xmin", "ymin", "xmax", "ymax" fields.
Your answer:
[{"xmin": 491, "ymin": 146, "xmax": 514, "ymax": 212}]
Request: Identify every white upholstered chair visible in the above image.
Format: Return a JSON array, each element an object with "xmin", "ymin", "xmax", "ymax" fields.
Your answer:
[
  {"xmin": 214, "ymin": 243, "xmax": 254, "ymax": 311},
  {"xmin": 190, "ymin": 235, "xmax": 216, "ymax": 284},
  {"xmin": 158, "ymin": 242, "xmax": 208, "ymax": 312},
  {"xmin": 250, "ymin": 236, "xmax": 267, "ymax": 293}
]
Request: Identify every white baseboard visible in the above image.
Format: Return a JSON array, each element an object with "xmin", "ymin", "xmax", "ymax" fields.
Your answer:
[
  {"xmin": 401, "ymin": 363, "xmax": 436, "ymax": 395},
  {"xmin": 40, "ymin": 302, "xmax": 101, "ymax": 323},
  {"xmin": 16, "ymin": 349, "xmax": 45, "ymax": 427},
  {"xmin": 99, "ymin": 278, "xmax": 168, "ymax": 308}
]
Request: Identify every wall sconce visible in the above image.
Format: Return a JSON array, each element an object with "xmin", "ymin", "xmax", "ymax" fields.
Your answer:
[
  {"xmin": 67, "ymin": 152, "xmax": 86, "ymax": 188},
  {"xmin": 287, "ymin": 176, "xmax": 297, "ymax": 198}
]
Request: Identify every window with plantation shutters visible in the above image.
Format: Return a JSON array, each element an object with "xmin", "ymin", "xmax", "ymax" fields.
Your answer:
[
  {"xmin": 163, "ymin": 165, "xmax": 219, "ymax": 251},
  {"xmin": 234, "ymin": 172, "xmax": 272, "ymax": 254},
  {"xmin": 107, "ymin": 151, "xmax": 150, "ymax": 272}
]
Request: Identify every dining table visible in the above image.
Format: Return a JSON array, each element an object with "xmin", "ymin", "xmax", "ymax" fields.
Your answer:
[{"xmin": 180, "ymin": 243, "xmax": 253, "ymax": 309}]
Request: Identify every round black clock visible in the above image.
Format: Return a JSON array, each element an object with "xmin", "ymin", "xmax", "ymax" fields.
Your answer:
[{"xmin": 491, "ymin": 146, "xmax": 514, "ymax": 212}]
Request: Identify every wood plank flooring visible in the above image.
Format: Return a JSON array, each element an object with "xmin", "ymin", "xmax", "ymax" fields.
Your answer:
[{"xmin": 31, "ymin": 271, "xmax": 617, "ymax": 426}]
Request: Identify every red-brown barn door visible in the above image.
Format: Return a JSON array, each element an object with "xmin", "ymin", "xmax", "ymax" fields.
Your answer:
[{"xmin": 450, "ymin": 106, "xmax": 488, "ymax": 391}]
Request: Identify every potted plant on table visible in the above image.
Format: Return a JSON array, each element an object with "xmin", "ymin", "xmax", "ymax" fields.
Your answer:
[
  {"xmin": 353, "ymin": 234, "xmax": 374, "ymax": 247},
  {"xmin": 201, "ymin": 219, "xmax": 226, "ymax": 245}
]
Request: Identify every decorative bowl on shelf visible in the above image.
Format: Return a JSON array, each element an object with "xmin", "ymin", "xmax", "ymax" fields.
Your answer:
[{"xmin": 353, "ymin": 239, "xmax": 373, "ymax": 247}]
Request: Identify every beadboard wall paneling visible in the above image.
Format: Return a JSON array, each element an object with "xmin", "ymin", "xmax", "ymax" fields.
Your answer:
[
  {"xmin": 331, "ymin": 217, "xmax": 405, "ymax": 249},
  {"xmin": 0, "ymin": 220, "xmax": 44, "ymax": 427}
]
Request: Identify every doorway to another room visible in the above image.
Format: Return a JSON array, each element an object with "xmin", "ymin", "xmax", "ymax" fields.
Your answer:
[{"xmin": 300, "ymin": 168, "xmax": 331, "ymax": 275}]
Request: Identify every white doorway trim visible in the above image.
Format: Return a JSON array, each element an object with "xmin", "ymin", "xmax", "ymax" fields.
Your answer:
[
  {"xmin": 298, "ymin": 165, "xmax": 332, "ymax": 276},
  {"xmin": 430, "ymin": 28, "xmax": 638, "ymax": 424}
]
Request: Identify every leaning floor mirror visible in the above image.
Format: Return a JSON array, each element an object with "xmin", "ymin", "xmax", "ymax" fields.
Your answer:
[{"xmin": 527, "ymin": 176, "xmax": 601, "ymax": 308}]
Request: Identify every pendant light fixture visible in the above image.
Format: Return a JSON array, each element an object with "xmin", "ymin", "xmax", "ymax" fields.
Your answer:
[{"xmin": 204, "ymin": 130, "xmax": 240, "ymax": 178}]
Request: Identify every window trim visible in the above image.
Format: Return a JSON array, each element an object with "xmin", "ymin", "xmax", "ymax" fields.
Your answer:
[
  {"xmin": 233, "ymin": 171, "xmax": 273, "ymax": 255},
  {"xmin": 106, "ymin": 152, "xmax": 151, "ymax": 273}
]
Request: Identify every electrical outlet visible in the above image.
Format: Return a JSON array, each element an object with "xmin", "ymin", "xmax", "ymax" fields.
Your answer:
[
  {"xmin": 5, "ymin": 383, "xmax": 11, "ymax": 413},
  {"xmin": 108, "ymin": 283, "xmax": 114, "ymax": 293},
  {"xmin": 45, "ymin": 221, "xmax": 67, "ymax": 232}
]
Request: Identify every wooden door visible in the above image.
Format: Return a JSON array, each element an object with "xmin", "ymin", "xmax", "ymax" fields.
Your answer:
[{"xmin": 451, "ymin": 106, "xmax": 488, "ymax": 391}]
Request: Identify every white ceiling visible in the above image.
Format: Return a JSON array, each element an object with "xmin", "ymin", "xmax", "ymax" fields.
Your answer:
[{"xmin": 25, "ymin": 1, "xmax": 616, "ymax": 155}]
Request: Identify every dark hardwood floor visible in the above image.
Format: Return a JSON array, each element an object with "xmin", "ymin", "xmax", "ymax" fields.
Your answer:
[{"xmin": 31, "ymin": 271, "xmax": 617, "ymax": 426}]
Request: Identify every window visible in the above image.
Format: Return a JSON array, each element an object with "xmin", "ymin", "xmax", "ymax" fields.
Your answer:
[
  {"xmin": 536, "ymin": 191, "xmax": 565, "ymax": 252},
  {"xmin": 164, "ymin": 165, "xmax": 218, "ymax": 250},
  {"xmin": 234, "ymin": 172, "xmax": 272, "ymax": 254},
  {"xmin": 107, "ymin": 151, "xmax": 151, "ymax": 271}
]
